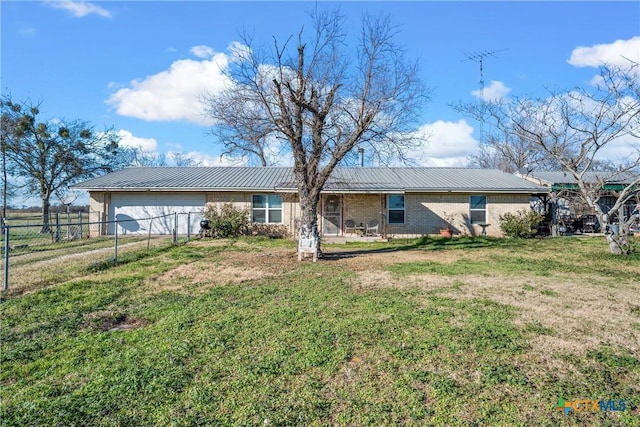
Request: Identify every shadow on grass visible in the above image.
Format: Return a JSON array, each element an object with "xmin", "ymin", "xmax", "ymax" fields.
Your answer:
[
  {"xmin": 321, "ymin": 236, "xmax": 520, "ymax": 261},
  {"xmin": 85, "ymin": 244, "xmax": 179, "ymax": 273}
]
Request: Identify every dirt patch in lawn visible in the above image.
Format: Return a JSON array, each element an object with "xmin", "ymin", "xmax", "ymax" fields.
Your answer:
[
  {"xmin": 323, "ymin": 247, "xmax": 462, "ymax": 271},
  {"xmin": 449, "ymin": 275, "xmax": 638, "ymax": 353},
  {"xmin": 144, "ymin": 246, "xmax": 299, "ymax": 294},
  {"xmin": 83, "ymin": 310, "xmax": 149, "ymax": 332},
  {"xmin": 221, "ymin": 246, "xmax": 301, "ymax": 274},
  {"xmin": 351, "ymin": 265, "xmax": 639, "ymax": 356}
]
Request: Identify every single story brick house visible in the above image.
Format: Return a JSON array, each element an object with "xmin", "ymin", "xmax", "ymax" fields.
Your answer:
[{"xmin": 72, "ymin": 167, "xmax": 548, "ymax": 238}]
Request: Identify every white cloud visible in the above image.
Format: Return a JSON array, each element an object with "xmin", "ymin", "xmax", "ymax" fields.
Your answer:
[
  {"xmin": 595, "ymin": 134, "xmax": 640, "ymax": 164},
  {"xmin": 258, "ymin": 135, "xmax": 290, "ymax": 166},
  {"xmin": 228, "ymin": 41, "xmax": 253, "ymax": 63},
  {"xmin": 568, "ymin": 36, "xmax": 640, "ymax": 68},
  {"xmin": 46, "ymin": 1, "xmax": 112, "ymax": 18},
  {"xmin": 471, "ymin": 80, "xmax": 511, "ymax": 102},
  {"xmin": 406, "ymin": 120, "xmax": 479, "ymax": 167},
  {"xmin": 177, "ymin": 151, "xmax": 246, "ymax": 167},
  {"xmin": 190, "ymin": 45, "xmax": 215, "ymax": 59},
  {"xmin": 117, "ymin": 130, "xmax": 158, "ymax": 153},
  {"xmin": 106, "ymin": 46, "xmax": 231, "ymax": 125}
]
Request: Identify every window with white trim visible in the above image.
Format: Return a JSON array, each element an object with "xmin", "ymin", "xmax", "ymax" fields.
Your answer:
[
  {"xmin": 252, "ymin": 194, "xmax": 282, "ymax": 223},
  {"xmin": 388, "ymin": 195, "xmax": 405, "ymax": 224},
  {"xmin": 469, "ymin": 195, "xmax": 487, "ymax": 224}
]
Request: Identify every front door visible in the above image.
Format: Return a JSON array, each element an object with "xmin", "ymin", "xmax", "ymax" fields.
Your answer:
[{"xmin": 322, "ymin": 195, "xmax": 342, "ymax": 236}]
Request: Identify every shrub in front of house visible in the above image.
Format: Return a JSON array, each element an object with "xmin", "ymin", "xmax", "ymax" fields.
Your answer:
[
  {"xmin": 248, "ymin": 223, "xmax": 289, "ymax": 238},
  {"xmin": 203, "ymin": 203, "xmax": 251, "ymax": 238},
  {"xmin": 499, "ymin": 210, "xmax": 544, "ymax": 238}
]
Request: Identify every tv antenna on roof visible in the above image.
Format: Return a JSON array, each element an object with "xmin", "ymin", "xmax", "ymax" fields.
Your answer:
[
  {"xmin": 463, "ymin": 49, "xmax": 507, "ymax": 143},
  {"xmin": 464, "ymin": 49, "xmax": 507, "ymax": 97}
]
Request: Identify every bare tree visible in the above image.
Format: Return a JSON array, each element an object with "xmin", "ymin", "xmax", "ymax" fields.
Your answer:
[
  {"xmin": 116, "ymin": 147, "xmax": 201, "ymax": 167},
  {"xmin": 467, "ymin": 130, "xmax": 563, "ymax": 173},
  {"xmin": 203, "ymin": 9, "xmax": 428, "ymax": 258},
  {"xmin": 203, "ymin": 83, "xmax": 280, "ymax": 166},
  {"xmin": 170, "ymin": 152, "xmax": 202, "ymax": 167},
  {"xmin": 457, "ymin": 65, "xmax": 640, "ymax": 254},
  {"xmin": 1, "ymin": 96, "xmax": 123, "ymax": 231},
  {"xmin": 116, "ymin": 146, "xmax": 168, "ymax": 167}
]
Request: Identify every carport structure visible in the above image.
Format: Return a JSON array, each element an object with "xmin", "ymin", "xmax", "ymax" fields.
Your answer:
[{"xmin": 522, "ymin": 171, "xmax": 639, "ymax": 235}]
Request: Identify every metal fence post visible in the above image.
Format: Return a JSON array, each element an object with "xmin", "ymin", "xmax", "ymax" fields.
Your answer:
[
  {"xmin": 147, "ymin": 216, "xmax": 154, "ymax": 251},
  {"xmin": 114, "ymin": 215, "xmax": 118, "ymax": 262},
  {"xmin": 187, "ymin": 212, "xmax": 191, "ymax": 241},
  {"xmin": 66, "ymin": 209, "xmax": 71, "ymax": 241},
  {"xmin": 78, "ymin": 211, "xmax": 83, "ymax": 239},
  {"xmin": 55, "ymin": 213, "xmax": 61, "ymax": 243},
  {"xmin": 173, "ymin": 212, "xmax": 178, "ymax": 245},
  {"xmin": 3, "ymin": 221, "xmax": 9, "ymax": 291}
]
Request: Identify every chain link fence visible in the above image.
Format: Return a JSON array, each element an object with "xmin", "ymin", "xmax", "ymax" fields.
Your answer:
[{"xmin": 1, "ymin": 211, "xmax": 204, "ymax": 292}]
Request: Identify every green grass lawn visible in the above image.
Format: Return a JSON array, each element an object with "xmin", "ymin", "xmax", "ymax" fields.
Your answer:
[{"xmin": 1, "ymin": 236, "xmax": 639, "ymax": 426}]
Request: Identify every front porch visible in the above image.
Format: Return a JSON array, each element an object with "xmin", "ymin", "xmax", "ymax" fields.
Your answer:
[{"xmin": 320, "ymin": 193, "xmax": 388, "ymax": 240}]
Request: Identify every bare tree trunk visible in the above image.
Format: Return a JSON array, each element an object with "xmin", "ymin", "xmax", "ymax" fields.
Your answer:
[
  {"xmin": 297, "ymin": 191, "xmax": 322, "ymax": 261},
  {"xmin": 606, "ymin": 233, "xmax": 628, "ymax": 255},
  {"xmin": 605, "ymin": 205, "xmax": 633, "ymax": 255},
  {"xmin": 598, "ymin": 209, "xmax": 632, "ymax": 255},
  {"xmin": 41, "ymin": 196, "xmax": 51, "ymax": 233}
]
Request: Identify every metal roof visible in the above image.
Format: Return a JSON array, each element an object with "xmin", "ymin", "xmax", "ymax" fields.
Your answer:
[
  {"xmin": 72, "ymin": 167, "xmax": 548, "ymax": 193},
  {"xmin": 72, "ymin": 167, "xmax": 296, "ymax": 191},
  {"xmin": 528, "ymin": 171, "xmax": 638, "ymax": 185}
]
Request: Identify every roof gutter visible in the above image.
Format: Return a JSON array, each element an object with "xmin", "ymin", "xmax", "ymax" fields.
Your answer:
[
  {"xmin": 73, "ymin": 186, "xmax": 547, "ymax": 194},
  {"xmin": 403, "ymin": 188, "xmax": 548, "ymax": 194},
  {"xmin": 72, "ymin": 187, "xmax": 299, "ymax": 193}
]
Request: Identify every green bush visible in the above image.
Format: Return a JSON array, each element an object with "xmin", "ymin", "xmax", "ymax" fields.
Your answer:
[
  {"xmin": 499, "ymin": 210, "xmax": 544, "ymax": 238},
  {"xmin": 203, "ymin": 203, "xmax": 251, "ymax": 238}
]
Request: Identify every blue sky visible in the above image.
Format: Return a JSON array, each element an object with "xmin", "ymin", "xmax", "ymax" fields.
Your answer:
[{"xmin": 2, "ymin": 1, "xmax": 639, "ymax": 204}]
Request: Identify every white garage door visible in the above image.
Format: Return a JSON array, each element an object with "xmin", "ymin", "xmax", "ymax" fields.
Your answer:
[{"xmin": 110, "ymin": 193, "xmax": 206, "ymax": 235}]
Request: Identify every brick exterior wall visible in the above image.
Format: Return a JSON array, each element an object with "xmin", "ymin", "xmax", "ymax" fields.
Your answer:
[
  {"xmin": 341, "ymin": 193, "xmax": 531, "ymax": 237},
  {"xmin": 88, "ymin": 192, "xmax": 108, "ymax": 237},
  {"xmin": 342, "ymin": 194, "xmax": 384, "ymax": 227},
  {"xmin": 206, "ymin": 192, "xmax": 300, "ymax": 237},
  {"xmin": 386, "ymin": 193, "xmax": 531, "ymax": 237},
  {"xmin": 206, "ymin": 192, "xmax": 250, "ymax": 208},
  {"xmin": 88, "ymin": 191, "xmax": 532, "ymax": 238}
]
